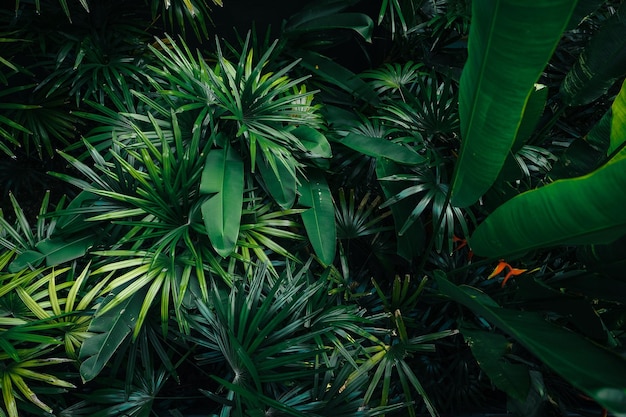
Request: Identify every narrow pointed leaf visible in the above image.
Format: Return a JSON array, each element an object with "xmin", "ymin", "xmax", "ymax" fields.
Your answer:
[
  {"xmin": 609, "ymin": 79, "xmax": 626, "ymax": 155},
  {"xmin": 450, "ymin": 0, "xmax": 576, "ymax": 207},
  {"xmin": 200, "ymin": 147, "xmax": 244, "ymax": 257},
  {"xmin": 298, "ymin": 170, "xmax": 336, "ymax": 265},
  {"xmin": 434, "ymin": 271, "xmax": 626, "ymax": 416},
  {"xmin": 561, "ymin": 3, "xmax": 626, "ymax": 106}
]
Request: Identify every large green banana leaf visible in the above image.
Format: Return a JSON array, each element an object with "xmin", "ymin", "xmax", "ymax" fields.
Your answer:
[
  {"xmin": 561, "ymin": 2, "xmax": 626, "ymax": 106},
  {"xmin": 298, "ymin": 169, "xmax": 336, "ymax": 265},
  {"xmin": 450, "ymin": 0, "xmax": 576, "ymax": 208},
  {"xmin": 200, "ymin": 147, "xmax": 244, "ymax": 258},
  {"xmin": 471, "ymin": 81, "xmax": 626, "ymax": 258},
  {"xmin": 434, "ymin": 271, "xmax": 626, "ymax": 416}
]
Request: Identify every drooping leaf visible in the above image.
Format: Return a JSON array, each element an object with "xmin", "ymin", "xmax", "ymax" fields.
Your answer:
[
  {"xmin": 450, "ymin": 0, "xmax": 576, "ymax": 208},
  {"xmin": 561, "ymin": 3, "xmax": 626, "ymax": 106},
  {"xmin": 79, "ymin": 290, "xmax": 146, "ymax": 383},
  {"xmin": 339, "ymin": 133, "xmax": 425, "ymax": 165},
  {"xmin": 9, "ymin": 235, "xmax": 96, "ymax": 272},
  {"xmin": 434, "ymin": 271, "xmax": 626, "ymax": 416},
  {"xmin": 298, "ymin": 169, "xmax": 336, "ymax": 265},
  {"xmin": 512, "ymin": 84, "xmax": 548, "ymax": 151},
  {"xmin": 256, "ymin": 153, "xmax": 297, "ymax": 210},
  {"xmin": 285, "ymin": 12, "xmax": 374, "ymax": 42},
  {"xmin": 292, "ymin": 126, "xmax": 332, "ymax": 159},
  {"xmin": 461, "ymin": 326, "xmax": 530, "ymax": 402},
  {"xmin": 470, "ymin": 154, "xmax": 626, "ymax": 258},
  {"xmin": 200, "ymin": 147, "xmax": 244, "ymax": 258}
]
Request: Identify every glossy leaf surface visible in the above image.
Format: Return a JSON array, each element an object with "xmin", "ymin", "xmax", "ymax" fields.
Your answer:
[
  {"xmin": 450, "ymin": 0, "xmax": 575, "ymax": 207},
  {"xmin": 434, "ymin": 271, "xmax": 626, "ymax": 416},
  {"xmin": 200, "ymin": 147, "xmax": 244, "ymax": 258},
  {"xmin": 340, "ymin": 133, "xmax": 425, "ymax": 165},
  {"xmin": 298, "ymin": 170, "xmax": 336, "ymax": 265},
  {"xmin": 79, "ymin": 290, "xmax": 145, "ymax": 383}
]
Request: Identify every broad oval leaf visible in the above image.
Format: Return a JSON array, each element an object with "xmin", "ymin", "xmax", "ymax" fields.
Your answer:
[
  {"xmin": 561, "ymin": 3, "xmax": 626, "ymax": 106},
  {"xmin": 292, "ymin": 126, "xmax": 332, "ymax": 159},
  {"xmin": 298, "ymin": 169, "xmax": 336, "ymax": 265},
  {"xmin": 470, "ymin": 155, "xmax": 626, "ymax": 258},
  {"xmin": 450, "ymin": 0, "xmax": 576, "ymax": 208},
  {"xmin": 256, "ymin": 152, "xmax": 297, "ymax": 210},
  {"xmin": 340, "ymin": 132, "xmax": 425, "ymax": 165},
  {"xmin": 79, "ymin": 290, "xmax": 145, "ymax": 383},
  {"xmin": 434, "ymin": 271, "xmax": 626, "ymax": 416},
  {"xmin": 200, "ymin": 147, "xmax": 244, "ymax": 258}
]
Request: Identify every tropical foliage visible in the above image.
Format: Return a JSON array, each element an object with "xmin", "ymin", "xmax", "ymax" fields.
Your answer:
[{"xmin": 1, "ymin": 0, "xmax": 625, "ymax": 416}]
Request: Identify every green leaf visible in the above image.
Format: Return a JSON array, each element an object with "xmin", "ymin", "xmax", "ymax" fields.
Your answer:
[
  {"xmin": 566, "ymin": 0, "xmax": 604, "ymax": 30},
  {"xmin": 200, "ymin": 147, "xmax": 244, "ymax": 258},
  {"xmin": 79, "ymin": 290, "xmax": 145, "ymax": 383},
  {"xmin": 609, "ymin": 79, "xmax": 626, "ymax": 155},
  {"xmin": 461, "ymin": 326, "xmax": 531, "ymax": 402},
  {"xmin": 9, "ymin": 235, "xmax": 96, "ymax": 272},
  {"xmin": 286, "ymin": 13, "xmax": 374, "ymax": 42},
  {"xmin": 340, "ymin": 133, "xmax": 425, "ymax": 165},
  {"xmin": 434, "ymin": 271, "xmax": 626, "ymax": 416},
  {"xmin": 512, "ymin": 84, "xmax": 548, "ymax": 151},
  {"xmin": 561, "ymin": 3, "xmax": 626, "ymax": 106},
  {"xmin": 375, "ymin": 158, "xmax": 425, "ymax": 260},
  {"xmin": 471, "ymin": 154, "xmax": 626, "ymax": 258},
  {"xmin": 298, "ymin": 169, "xmax": 336, "ymax": 265},
  {"xmin": 292, "ymin": 126, "xmax": 332, "ymax": 159},
  {"xmin": 450, "ymin": 0, "xmax": 576, "ymax": 208},
  {"xmin": 256, "ymin": 153, "xmax": 297, "ymax": 210}
]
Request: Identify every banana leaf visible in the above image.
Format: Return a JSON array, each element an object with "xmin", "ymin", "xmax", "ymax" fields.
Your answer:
[
  {"xmin": 200, "ymin": 147, "xmax": 244, "ymax": 258},
  {"xmin": 450, "ymin": 0, "xmax": 576, "ymax": 208},
  {"xmin": 298, "ymin": 169, "xmax": 336, "ymax": 265},
  {"xmin": 434, "ymin": 271, "xmax": 626, "ymax": 416},
  {"xmin": 565, "ymin": 0, "xmax": 604, "ymax": 31},
  {"xmin": 471, "ymin": 81, "xmax": 626, "ymax": 258},
  {"xmin": 561, "ymin": 2, "xmax": 626, "ymax": 106}
]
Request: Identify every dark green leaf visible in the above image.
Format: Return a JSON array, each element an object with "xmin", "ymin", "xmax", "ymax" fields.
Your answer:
[
  {"xmin": 561, "ymin": 3, "xmax": 626, "ymax": 106},
  {"xmin": 298, "ymin": 169, "xmax": 336, "ymax": 265},
  {"xmin": 340, "ymin": 133, "xmax": 425, "ymax": 165},
  {"xmin": 461, "ymin": 326, "xmax": 530, "ymax": 402},
  {"xmin": 79, "ymin": 290, "xmax": 145, "ymax": 383},
  {"xmin": 450, "ymin": 0, "xmax": 576, "ymax": 207},
  {"xmin": 200, "ymin": 147, "xmax": 244, "ymax": 258},
  {"xmin": 434, "ymin": 271, "xmax": 626, "ymax": 416}
]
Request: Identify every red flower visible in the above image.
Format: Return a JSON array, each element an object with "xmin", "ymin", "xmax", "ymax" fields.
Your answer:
[{"xmin": 488, "ymin": 260, "xmax": 527, "ymax": 287}]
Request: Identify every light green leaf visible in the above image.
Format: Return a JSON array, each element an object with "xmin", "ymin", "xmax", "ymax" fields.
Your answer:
[
  {"xmin": 340, "ymin": 133, "xmax": 425, "ymax": 165},
  {"xmin": 471, "ymin": 155, "xmax": 626, "ymax": 258},
  {"xmin": 200, "ymin": 147, "xmax": 244, "ymax": 258},
  {"xmin": 434, "ymin": 271, "xmax": 626, "ymax": 416},
  {"xmin": 298, "ymin": 170, "xmax": 336, "ymax": 265},
  {"xmin": 561, "ymin": 2, "xmax": 626, "ymax": 106},
  {"xmin": 450, "ymin": 0, "xmax": 576, "ymax": 208},
  {"xmin": 79, "ymin": 290, "xmax": 145, "ymax": 383}
]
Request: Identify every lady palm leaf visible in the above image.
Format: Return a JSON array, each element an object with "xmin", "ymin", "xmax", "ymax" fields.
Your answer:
[
  {"xmin": 361, "ymin": 61, "xmax": 425, "ymax": 99},
  {"xmin": 379, "ymin": 164, "xmax": 472, "ymax": 253}
]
